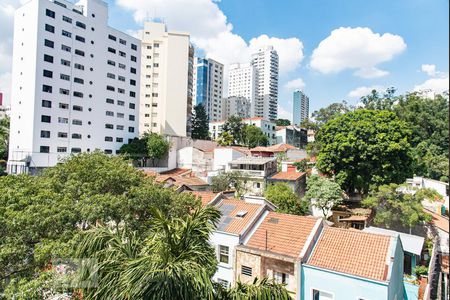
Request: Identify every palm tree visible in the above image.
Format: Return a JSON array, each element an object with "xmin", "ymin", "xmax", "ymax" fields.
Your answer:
[{"xmin": 215, "ymin": 277, "xmax": 292, "ymax": 300}]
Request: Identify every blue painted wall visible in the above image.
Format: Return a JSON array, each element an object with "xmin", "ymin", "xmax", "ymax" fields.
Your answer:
[
  {"xmin": 404, "ymin": 281, "xmax": 419, "ymax": 300},
  {"xmin": 387, "ymin": 237, "xmax": 404, "ymax": 300}
]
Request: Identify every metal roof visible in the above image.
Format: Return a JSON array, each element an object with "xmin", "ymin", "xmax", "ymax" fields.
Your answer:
[
  {"xmin": 363, "ymin": 226, "xmax": 425, "ymax": 256},
  {"xmin": 229, "ymin": 157, "xmax": 276, "ymax": 165}
]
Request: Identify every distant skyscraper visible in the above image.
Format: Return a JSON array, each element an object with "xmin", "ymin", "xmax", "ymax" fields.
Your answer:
[
  {"xmin": 293, "ymin": 90, "xmax": 309, "ymax": 125},
  {"xmin": 221, "ymin": 96, "xmax": 251, "ymax": 120},
  {"xmin": 251, "ymin": 46, "xmax": 279, "ymax": 120},
  {"xmin": 193, "ymin": 57, "xmax": 224, "ymax": 122},
  {"xmin": 227, "ymin": 63, "xmax": 256, "ymax": 114}
]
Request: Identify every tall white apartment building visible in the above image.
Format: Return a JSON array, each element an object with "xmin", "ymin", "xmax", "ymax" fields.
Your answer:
[
  {"xmin": 228, "ymin": 63, "xmax": 256, "ymax": 115},
  {"xmin": 8, "ymin": 0, "xmax": 141, "ymax": 174},
  {"xmin": 251, "ymin": 46, "xmax": 279, "ymax": 120},
  {"xmin": 192, "ymin": 57, "xmax": 224, "ymax": 122},
  {"xmin": 221, "ymin": 96, "xmax": 251, "ymax": 120},
  {"xmin": 139, "ymin": 22, "xmax": 192, "ymax": 137}
]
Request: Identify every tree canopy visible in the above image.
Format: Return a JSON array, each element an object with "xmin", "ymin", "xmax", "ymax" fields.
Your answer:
[
  {"xmin": 221, "ymin": 116, "xmax": 245, "ymax": 145},
  {"xmin": 191, "ymin": 104, "xmax": 210, "ymax": 140},
  {"xmin": 304, "ymin": 175, "xmax": 343, "ymax": 219},
  {"xmin": 316, "ymin": 109, "xmax": 413, "ymax": 195},
  {"xmin": 241, "ymin": 125, "xmax": 269, "ymax": 148},
  {"xmin": 275, "ymin": 119, "xmax": 291, "ymax": 126},
  {"xmin": 264, "ymin": 182, "xmax": 309, "ymax": 215},
  {"xmin": 147, "ymin": 132, "xmax": 171, "ymax": 166},
  {"xmin": 311, "ymin": 101, "xmax": 351, "ymax": 128}
]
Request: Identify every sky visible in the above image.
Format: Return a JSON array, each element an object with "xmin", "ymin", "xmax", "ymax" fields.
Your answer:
[{"xmin": 0, "ymin": 0, "xmax": 449, "ymax": 121}]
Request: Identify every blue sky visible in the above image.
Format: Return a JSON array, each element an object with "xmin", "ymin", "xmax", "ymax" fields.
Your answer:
[{"xmin": 1, "ymin": 0, "xmax": 448, "ymax": 120}]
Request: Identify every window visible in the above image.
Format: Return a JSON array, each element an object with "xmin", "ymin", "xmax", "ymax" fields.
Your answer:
[
  {"xmin": 118, "ymin": 88, "xmax": 125, "ymax": 94},
  {"xmin": 62, "ymin": 30, "xmax": 71, "ymax": 38},
  {"xmin": 129, "ymin": 115, "xmax": 135, "ymax": 121},
  {"xmin": 41, "ymin": 115, "xmax": 51, "ymax": 123},
  {"xmin": 58, "ymin": 132, "xmax": 67, "ymax": 138},
  {"xmin": 62, "ymin": 15, "xmax": 72, "ymax": 23},
  {"xmin": 74, "ymin": 77, "xmax": 84, "ymax": 84},
  {"xmin": 116, "ymin": 137, "xmax": 123, "ymax": 143},
  {"xmin": 40, "ymin": 146, "xmax": 50, "ymax": 153},
  {"xmin": 71, "ymin": 147, "xmax": 81, "ymax": 153},
  {"xmin": 146, "ymin": 45, "xmax": 152, "ymax": 49},
  {"xmin": 107, "ymin": 73, "xmax": 115, "ymax": 79},
  {"xmin": 75, "ymin": 49, "xmax": 85, "ymax": 56},
  {"xmin": 153, "ymin": 63, "xmax": 159, "ymax": 67},
  {"xmin": 106, "ymin": 111, "xmax": 114, "ymax": 116},
  {"xmin": 105, "ymin": 136, "xmax": 113, "ymax": 142},
  {"xmin": 312, "ymin": 289, "xmax": 333, "ymax": 300},
  {"xmin": 74, "ymin": 63, "xmax": 84, "ymax": 70},
  {"xmin": 44, "ymin": 54, "xmax": 54, "ymax": 63},
  {"xmin": 119, "ymin": 39, "xmax": 126, "ymax": 45},
  {"xmin": 60, "ymin": 89, "xmax": 69, "ymax": 96},
  {"xmin": 131, "ymin": 55, "xmax": 137, "ymax": 62},
  {"xmin": 241, "ymin": 266, "xmax": 252, "ymax": 277},
  {"xmin": 129, "ymin": 91, "xmax": 136, "ymax": 97},
  {"xmin": 72, "ymin": 119, "xmax": 82, "ymax": 125},
  {"xmin": 104, "ymin": 149, "xmax": 112, "ymax": 154},
  {"xmin": 58, "ymin": 117, "xmax": 68, "ymax": 124},
  {"xmin": 128, "ymin": 126, "xmax": 134, "ymax": 133},
  {"xmin": 119, "ymin": 63, "xmax": 126, "ymax": 69},
  {"xmin": 60, "ymin": 74, "xmax": 70, "ymax": 81},
  {"xmin": 76, "ymin": 21, "xmax": 86, "ymax": 29},
  {"xmin": 61, "ymin": 44, "xmax": 71, "ymax": 52},
  {"xmin": 273, "ymin": 272, "xmax": 288, "ymax": 284},
  {"xmin": 73, "ymin": 105, "xmax": 83, "ymax": 111},
  {"xmin": 71, "ymin": 133, "xmax": 82, "ymax": 139},
  {"xmin": 73, "ymin": 91, "xmax": 83, "ymax": 98},
  {"xmin": 42, "ymin": 100, "xmax": 52, "ymax": 108},
  {"xmin": 129, "ymin": 103, "xmax": 136, "ymax": 109},
  {"xmin": 152, "ymin": 93, "xmax": 158, "ymax": 97},
  {"xmin": 59, "ymin": 103, "xmax": 69, "ymax": 109},
  {"xmin": 61, "ymin": 59, "xmax": 70, "ymax": 66},
  {"xmin": 75, "ymin": 35, "xmax": 85, "ymax": 43},
  {"xmin": 116, "ymin": 125, "xmax": 124, "ymax": 130},
  {"xmin": 154, "ymin": 43, "xmax": 159, "ymax": 48},
  {"xmin": 57, "ymin": 147, "xmax": 67, "ymax": 153},
  {"xmin": 118, "ymin": 76, "xmax": 125, "ymax": 82},
  {"xmin": 45, "ymin": 24, "xmax": 55, "ymax": 33},
  {"xmin": 45, "ymin": 9, "xmax": 55, "ymax": 18},
  {"xmin": 119, "ymin": 51, "xmax": 126, "ymax": 57},
  {"xmin": 107, "ymin": 60, "xmax": 116, "ymax": 66},
  {"xmin": 106, "ymin": 86, "xmax": 115, "ymax": 91},
  {"xmin": 43, "ymin": 69, "xmax": 53, "ymax": 78},
  {"xmin": 116, "ymin": 100, "xmax": 124, "ymax": 107},
  {"xmin": 106, "ymin": 98, "xmax": 114, "ymax": 104},
  {"xmin": 219, "ymin": 245, "xmax": 229, "ymax": 264},
  {"xmin": 117, "ymin": 113, "xmax": 124, "ymax": 118},
  {"xmin": 131, "ymin": 43, "xmax": 137, "ymax": 50},
  {"xmin": 42, "ymin": 85, "xmax": 52, "ymax": 93},
  {"xmin": 40, "ymin": 130, "xmax": 50, "ymax": 138},
  {"xmin": 44, "ymin": 39, "xmax": 54, "ymax": 48},
  {"xmin": 108, "ymin": 34, "xmax": 116, "ymax": 41},
  {"xmin": 108, "ymin": 47, "xmax": 116, "ymax": 54},
  {"xmin": 130, "ymin": 67, "xmax": 136, "ymax": 74},
  {"xmin": 130, "ymin": 79, "xmax": 136, "ymax": 86},
  {"xmin": 105, "ymin": 124, "xmax": 113, "ymax": 129}
]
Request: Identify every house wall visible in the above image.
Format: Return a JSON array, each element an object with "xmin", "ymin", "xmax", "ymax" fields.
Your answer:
[
  {"xmin": 214, "ymin": 148, "xmax": 245, "ymax": 171},
  {"xmin": 387, "ymin": 237, "xmax": 404, "ymax": 300},
  {"xmin": 262, "ymin": 256, "xmax": 297, "ymax": 294},
  {"xmin": 210, "ymin": 231, "xmax": 240, "ymax": 286},
  {"xmin": 235, "ymin": 250, "xmax": 262, "ymax": 284},
  {"xmin": 301, "ymin": 265, "xmax": 389, "ymax": 300}
]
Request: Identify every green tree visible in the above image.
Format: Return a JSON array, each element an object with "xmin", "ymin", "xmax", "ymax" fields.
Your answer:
[
  {"xmin": 191, "ymin": 104, "xmax": 210, "ymax": 140},
  {"xmin": 120, "ymin": 135, "xmax": 148, "ymax": 165},
  {"xmin": 211, "ymin": 171, "xmax": 249, "ymax": 196},
  {"xmin": 147, "ymin": 132, "xmax": 171, "ymax": 167},
  {"xmin": 360, "ymin": 87, "xmax": 396, "ymax": 110},
  {"xmin": 217, "ymin": 277, "xmax": 292, "ymax": 300},
  {"xmin": 311, "ymin": 101, "xmax": 351, "ymax": 128},
  {"xmin": 242, "ymin": 125, "xmax": 269, "ymax": 148},
  {"xmin": 222, "ymin": 116, "xmax": 245, "ymax": 145},
  {"xmin": 362, "ymin": 184, "xmax": 434, "ymax": 233},
  {"xmin": 300, "ymin": 118, "xmax": 319, "ymax": 131},
  {"xmin": 0, "ymin": 116, "xmax": 10, "ymax": 160},
  {"xmin": 216, "ymin": 131, "xmax": 234, "ymax": 146},
  {"xmin": 275, "ymin": 119, "xmax": 291, "ymax": 126},
  {"xmin": 304, "ymin": 175, "xmax": 343, "ymax": 219},
  {"xmin": 316, "ymin": 110, "xmax": 413, "ymax": 195},
  {"xmin": 264, "ymin": 182, "xmax": 309, "ymax": 215},
  {"xmin": 293, "ymin": 158, "xmax": 310, "ymax": 172}
]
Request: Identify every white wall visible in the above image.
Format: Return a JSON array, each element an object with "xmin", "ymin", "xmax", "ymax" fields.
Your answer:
[
  {"xmin": 210, "ymin": 231, "xmax": 240, "ymax": 285},
  {"xmin": 213, "ymin": 148, "xmax": 245, "ymax": 171}
]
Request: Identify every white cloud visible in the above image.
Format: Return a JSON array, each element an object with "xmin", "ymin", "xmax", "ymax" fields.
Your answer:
[
  {"xmin": 348, "ymin": 85, "xmax": 385, "ymax": 98},
  {"xmin": 421, "ymin": 64, "xmax": 437, "ymax": 77},
  {"xmin": 117, "ymin": 0, "xmax": 304, "ymax": 75},
  {"xmin": 310, "ymin": 27, "xmax": 406, "ymax": 78},
  {"xmin": 284, "ymin": 78, "xmax": 305, "ymax": 90},
  {"xmin": 277, "ymin": 105, "xmax": 292, "ymax": 121},
  {"xmin": 414, "ymin": 76, "xmax": 449, "ymax": 94}
]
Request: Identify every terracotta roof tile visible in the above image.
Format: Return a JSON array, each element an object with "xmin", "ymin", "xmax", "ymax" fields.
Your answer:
[
  {"xmin": 307, "ymin": 227, "xmax": 392, "ymax": 281},
  {"xmin": 270, "ymin": 171, "xmax": 305, "ymax": 181},
  {"xmin": 245, "ymin": 212, "xmax": 318, "ymax": 258},
  {"xmin": 425, "ymin": 208, "xmax": 449, "ymax": 233},
  {"xmin": 171, "ymin": 176, "xmax": 208, "ymax": 187},
  {"xmin": 251, "ymin": 143, "xmax": 297, "ymax": 153},
  {"xmin": 160, "ymin": 168, "xmax": 191, "ymax": 176},
  {"xmin": 216, "ymin": 198, "xmax": 263, "ymax": 235},
  {"xmin": 184, "ymin": 191, "xmax": 220, "ymax": 206}
]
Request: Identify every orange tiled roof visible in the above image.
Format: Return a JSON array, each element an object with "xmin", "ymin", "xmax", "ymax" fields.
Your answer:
[
  {"xmin": 251, "ymin": 143, "xmax": 297, "ymax": 153},
  {"xmin": 245, "ymin": 212, "xmax": 318, "ymax": 258},
  {"xmin": 171, "ymin": 176, "xmax": 208, "ymax": 187},
  {"xmin": 270, "ymin": 171, "xmax": 305, "ymax": 181},
  {"xmin": 425, "ymin": 208, "xmax": 449, "ymax": 233},
  {"xmin": 145, "ymin": 169, "xmax": 207, "ymax": 187},
  {"xmin": 216, "ymin": 198, "xmax": 263, "ymax": 235},
  {"xmin": 307, "ymin": 227, "xmax": 391, "ymax": 281},
  {"xmin": 184, "ymin": 190, "xmax": 220, "ymax": 206},
  {"xmin": 160, "ymin": 168, "xmax": 191, "ymax": 176}
]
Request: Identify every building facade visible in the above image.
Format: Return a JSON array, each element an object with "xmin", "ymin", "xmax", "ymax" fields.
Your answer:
[
  {"xmin": 8, "ymin": 0, "xmax": 140, "ymax": 174},
  {"xmin": 228, "ymin": 63, "xmax": 256, "ymax": 115},
  {"xmin": 221, "ymin": 96, "xmax": 251, "ymax": 120},
  {"xmin": 293, "ymin": 90, "xmax": 309, "ymax": 126},
  {"xmin": 251, "ymin": 46, "xmax": 279, "ymax": 120},
  {"xmin": 275, "ymin": 125, "xmax": 307, "ymax": 149},
  {"xmin": 193, "ymin": 57, "xmax": 224, "ymax": 122},
  {"xmin": 139, "ymin": 22, "xmax": 192, "ymax": 137}
]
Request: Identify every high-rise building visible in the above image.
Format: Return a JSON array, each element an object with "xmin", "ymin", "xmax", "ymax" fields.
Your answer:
[
  {"xmin": 192, "ymin": 57, "xmax": 224, "ymax": 122},
  {"xmin": 7, "ymin": 0, "xmax": 141, "ymax": 174},
  {"xmin": 292, "ymin": 90, "xmax": 309, "ymax": 126},
  {"xmin": 139, "ymin": 22, "xmax": 191, "ymax": 137},
  {"xmin": 228, "ymin": 63, "xmax": 256, "ymax": 115},
  {"xmin": 221, "ymin": 96, "xmax": 251, "ymax": 120},
  {"xmin": 251, "ymin": 46, "xmax": 279, "ymax": 120}
]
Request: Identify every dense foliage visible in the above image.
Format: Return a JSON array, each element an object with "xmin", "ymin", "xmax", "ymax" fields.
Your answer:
[
  {"xmin": 222, "ymin": 116, "xmax": 245, "ymax": 145},
  {"xmin": 316, "ymin": 110, "xmax": 413, "ymax": 195},
  {"xmin": 191, "ymin": 104, "xmax": 210, "ymax": 140},
  {"xmin": 220, "ymin": 117, "xmax": 268, "ymax": 148},
  {"xmin": 304, "ymin": 175, "xmax": 343, "ymax": 218},
  {"xmin": 264, "ymin": 182, "xmax": 309, "ymax": 215},
  {"xmin": 275, "ymin": 119, "xmax": 291, "ymax": 126},
  {"xmin": 0, "ymin": 116, "xmax": 9, "ymax": 174},
  {"xmin": 241, "ymin": 125, "xmax": 269, "ymax": 148},
  {"xmin": 120, "ymin": 132, "xmax": 171, "ymax": 167}
]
